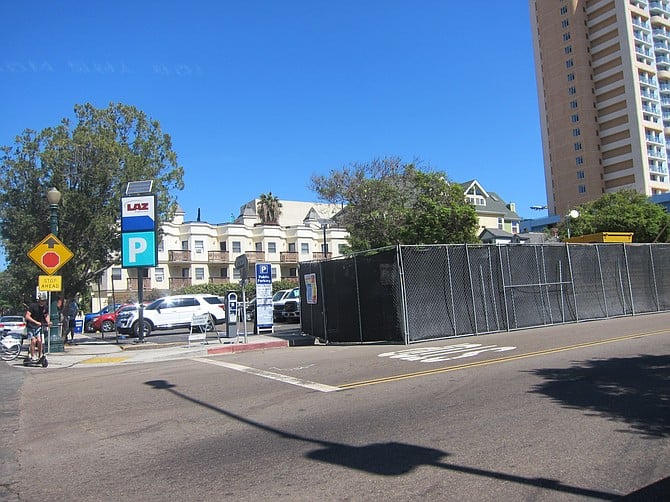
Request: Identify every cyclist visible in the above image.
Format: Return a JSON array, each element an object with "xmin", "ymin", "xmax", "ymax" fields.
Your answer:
[{"xmin": 25, "ymin": 293, "xmax": 51, "ymax": 361}]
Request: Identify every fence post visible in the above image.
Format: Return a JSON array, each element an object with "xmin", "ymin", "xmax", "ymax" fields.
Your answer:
[
  {"xmin": 397, "ymin": 244, "xmax": 410, "ymax": 344},
  {"xmin": 353, "ymin": 253, "xmax": 363, "ymax": 343},
  {"xmin": 595, "ymin": 245, "xmax": 609, "ymax": 318},
  {"xmin": 649, "ymin": 245, "xmax": 660, "ymax": 312},
  {"xmin": 565, "ymin": 244, "xmax": 580, "ymax": 322},
  {"xmin": 464, "ymin": 244, "xmax": 479, "ymax": 335},
  {"xmin": 622, "ymin": 244, "xmax": 635, "ymax": 315}
]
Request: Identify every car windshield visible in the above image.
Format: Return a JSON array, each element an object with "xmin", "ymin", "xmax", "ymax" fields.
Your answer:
[{"xmin": 272, "ymin": 291, "xmax": 288, "ymax": 301}]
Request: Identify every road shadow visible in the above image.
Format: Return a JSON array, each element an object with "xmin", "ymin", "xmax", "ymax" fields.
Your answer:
[
  {"xmin": 528, "ymin": 354, "xmax": 670, "ymax": 438},
  {"xmin": 144, "ymin": 379, "xmax": 618, "ymax": 499}
]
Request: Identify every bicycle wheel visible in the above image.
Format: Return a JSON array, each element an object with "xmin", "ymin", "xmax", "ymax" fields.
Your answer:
[{"xmin": 0, "ymin": 341, "xmax": 21, "ymax": 361}]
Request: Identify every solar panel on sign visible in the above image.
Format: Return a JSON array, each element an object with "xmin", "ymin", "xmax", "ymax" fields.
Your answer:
[{"xmin": 125, "ymin": 180, "xmax": 154, "ymax": 195}]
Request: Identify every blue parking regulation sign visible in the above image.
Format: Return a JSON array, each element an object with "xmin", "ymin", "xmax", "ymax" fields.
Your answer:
[
  {"xmin": 255, "ymin": 263, "xmax": 273, "ymax": 331},
  {"xmin": 122, "ymin": 231, "xmax": 157, "ymax": 268}
]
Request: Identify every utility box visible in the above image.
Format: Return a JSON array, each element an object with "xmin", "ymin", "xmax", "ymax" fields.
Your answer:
[{"xmin": 73, "ymin": 313, "xmax": 84, "ymax": 334}]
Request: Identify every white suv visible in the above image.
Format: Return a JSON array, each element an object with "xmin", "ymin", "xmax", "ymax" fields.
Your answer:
[{"xmin": 115, "ymin": 294, "xmax": 226, "ymax": 337}]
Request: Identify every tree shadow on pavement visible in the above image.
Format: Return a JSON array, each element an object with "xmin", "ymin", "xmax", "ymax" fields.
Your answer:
[
  {"xmin": 528, "ymin": 354, "xmax": 670, "ymax": 438},
  {"xmin": 144, "ymin": 379, "xmax": 618, "ymax": 500}
]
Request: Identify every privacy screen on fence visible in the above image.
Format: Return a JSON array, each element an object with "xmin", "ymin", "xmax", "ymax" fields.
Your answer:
[{"xmin": 298, "ymin": 243, "xmax": 670, "ymax": 344}]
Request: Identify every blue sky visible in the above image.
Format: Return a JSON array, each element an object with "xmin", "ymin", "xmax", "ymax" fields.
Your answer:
[{"xmin": 1, "ymin": 1, "xmax": 545, "ymax": 229}]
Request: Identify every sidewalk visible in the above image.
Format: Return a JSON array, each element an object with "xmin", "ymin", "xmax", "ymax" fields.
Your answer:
[{"xmin": 38, "ymin": 330, "xmax": 315, "ymax": 368}]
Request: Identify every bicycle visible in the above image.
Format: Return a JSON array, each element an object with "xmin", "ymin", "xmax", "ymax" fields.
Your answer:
[{"xmin": 0, "ymin": 329, "xmax": 24, "ymax": 361}]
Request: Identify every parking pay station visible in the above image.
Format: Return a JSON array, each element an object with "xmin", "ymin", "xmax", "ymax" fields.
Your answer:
[{"xmin": 226, "ymin": 292, "xmax": 237, "ymax": 336}]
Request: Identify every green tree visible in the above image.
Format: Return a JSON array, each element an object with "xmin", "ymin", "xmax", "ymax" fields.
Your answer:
[
  {"xmin": 0, "ymin": 102, "xmax": 185, "ymax": 306},
  {"xmin": 560, "ymin": 190, "xmax": 670, "ymax": 242},
  {"xmin": 309, "ymin": 157, "xmax": 478, "ymax": 251},
  {"xmin": 256, "ymin": 192, "xmax": 282, "ymax": 224}
]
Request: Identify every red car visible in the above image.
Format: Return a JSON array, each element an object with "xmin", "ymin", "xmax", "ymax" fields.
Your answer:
[{"xmin": 91, "ymin": 304, "xmax": 132, "ymax": 333}]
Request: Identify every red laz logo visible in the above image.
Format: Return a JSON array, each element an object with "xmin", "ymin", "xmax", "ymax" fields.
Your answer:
[{"xmin": 127, "ymin": 203, "xmax": 149, "ymax": 211}]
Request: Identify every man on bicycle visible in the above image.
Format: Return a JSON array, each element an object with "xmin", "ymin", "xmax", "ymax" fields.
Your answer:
[{"xmin": 25, "ymin": 293, "xmax": 51, "ymax": 361}]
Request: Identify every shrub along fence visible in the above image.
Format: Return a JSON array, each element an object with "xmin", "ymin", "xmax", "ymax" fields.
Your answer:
[{"xmin": 298, "ymin": 243, "xmax": 670, "ymax": 344}]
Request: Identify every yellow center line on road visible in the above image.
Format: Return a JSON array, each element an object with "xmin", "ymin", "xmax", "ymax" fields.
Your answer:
[{"xmin": 337, "ymin": 328, "xmax": 670, "ymax": 390}]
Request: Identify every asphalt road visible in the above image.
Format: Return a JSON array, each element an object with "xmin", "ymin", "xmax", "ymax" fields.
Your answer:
[{"xmin": 4, "ymin": 313, "xmax": 670, "ymax": 501}]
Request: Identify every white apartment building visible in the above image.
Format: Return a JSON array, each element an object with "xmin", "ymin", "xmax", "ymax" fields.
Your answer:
[
  {"xmin": 91, "ymin": 199, "xmax": 348, "ymax": 310},
  {"xmin": 529, "ymin": 0, "xmax": 670, "ymax": 216}
]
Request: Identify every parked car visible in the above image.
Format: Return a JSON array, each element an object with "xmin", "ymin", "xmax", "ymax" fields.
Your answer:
[
  {"xmin": 0, "ymin": 315, "xmax": 27, "ymax": 337},
  {"xmin": 91, "ymin": 303, "xmax": 134, "ymax": 333},
  {"xmin": 115, "ymin": 294, "xmax": 226, "ymax": 337},
  {"xmin": 245, "ymin": 298, "xmax": 257, "ymax": 321},
  {"xmin": 273, "ymin": 287, "xmax": 300, "ymax": 322},
  {"xmin": 280, "ymin": 298, "xmax": 301, "ymax": 323},
  {"xmin": 85, "ymin": 304, "xmax": 121, "ymax": 332}
]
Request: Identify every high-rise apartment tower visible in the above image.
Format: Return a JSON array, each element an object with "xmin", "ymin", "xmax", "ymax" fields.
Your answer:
[{"xmin": 530, "ymin": 0, "xmax": 670, "ymax": 216}]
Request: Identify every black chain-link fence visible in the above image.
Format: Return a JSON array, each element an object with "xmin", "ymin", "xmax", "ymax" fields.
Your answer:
[{"xmin": 299, "ymin": 243, "xmax": 670, "ymax": 344}]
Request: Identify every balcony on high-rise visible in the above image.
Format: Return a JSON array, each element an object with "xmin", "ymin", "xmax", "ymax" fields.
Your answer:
[
  {"xmin": 169, "ymin": 250, "xmax": 192, "ymax": 262},
  {"xmin": 208, "ymin": 250, "xmax": 230, "ymax": 263}
]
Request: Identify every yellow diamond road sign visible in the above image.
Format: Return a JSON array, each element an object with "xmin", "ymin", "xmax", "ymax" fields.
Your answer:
[{"xmin": 28, "ymin": 233, "xmax": 74, "ymax": 275}]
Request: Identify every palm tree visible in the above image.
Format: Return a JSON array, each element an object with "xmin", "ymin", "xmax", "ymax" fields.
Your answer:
[{"xmin": 257, "ymin": 192, "xmax": 282, "ymax": 224}]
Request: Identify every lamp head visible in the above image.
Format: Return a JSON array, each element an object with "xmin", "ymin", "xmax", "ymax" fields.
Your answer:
[
  {"xmin": 46, "ymin": 187, "xmax": 62, "ymax": 205},
  {"xmin": 569, "ymin": 209, "xmax": 580, "ymax": 219}
]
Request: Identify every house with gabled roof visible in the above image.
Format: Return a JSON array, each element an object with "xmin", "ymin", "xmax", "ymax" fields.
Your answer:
[{"xmin": 460, "ymin": 180, "xmax": 521, "ymax": 240}]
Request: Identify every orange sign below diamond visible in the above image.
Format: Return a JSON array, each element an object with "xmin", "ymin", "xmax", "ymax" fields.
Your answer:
[{"xmin": 28, "ymin": 234, "xmax": 74, "ymax": 275}]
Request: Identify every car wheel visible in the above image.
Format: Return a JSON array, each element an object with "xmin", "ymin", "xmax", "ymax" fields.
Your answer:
[
  {"xmin": 133, "ymin": 320, "xmax": 152, "ymax": 337},
  {"xmin": 84, "ymin": 320, "xmax": 94, "ymax": 332},
  {"xmin": 101, "ymin": 320, "xmax": 115, "ymax": 332}
]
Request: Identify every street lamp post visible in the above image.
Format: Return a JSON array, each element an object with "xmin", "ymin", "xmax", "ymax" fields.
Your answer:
[{"xmin": 46, "ymin": 187, "xmax": 64, "ymax": 353}]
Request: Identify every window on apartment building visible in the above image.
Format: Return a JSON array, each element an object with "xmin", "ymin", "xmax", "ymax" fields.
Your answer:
[
  {"xmin": 497, "ymin": 218, "xmax": 504, "ymax": 230},
  {"xmin": 181, "ymin": 268, "xmax": 190, "ymax": 278},
  {"xmin": 195, "ymin": 240, "xmax": 204, "ymax": 254},
  {"xmin": 220, "ymin": 241, "xmax": 227, "ymax": 251},
  {"xmin": 576, "ymin": 156, "xmax": 584, "ymax": 165},
  {"xmin": 288, "ymin": 242, "xmax": 296, "ymax": 252},
  {"xmin": 574, "ymin": 142, "xmax": 582, "ymax": 151},
  {"xmin": 563, "ymin": 32, "xmax": 571, "ymax": 41},
  {"xmin": 567, "ymin": 73, "xmax": 575, "ymax": 81},
  {"xmin": 232, "ymin": 241, "xmax": 241, "ymax": 253},
  {"xmin": 512, "ymin": 222, "xmax": 519, "ymax": 234},
  {"xmin": 220, "ymin": 268, "xmax": 228, "ymax": 279},
  {"xmin": 577, "ymin": 170, "xmax": 585, "ymax": 179},
  {"xmin": 578, "ymin": 185, "xmax": 587, "ymax": 193},
  {"xmin": 301, "ymin": 242, "xmax": 309, "ymax": 254},
  {"xmin": 338, "ymin": 244, "xmax": 347, "ymax": 254},
  {"xmin": 570, "ymin": 100, "xmax": 578, "ymax": 109},
  {"xmin": 181, "ymin": 241, "xmax": 188, "ymax": 250},
  {"xmin": 155, "ymin": 268, "xmax": 164, "ymax": 283},
  {"xmin": 195, "ymin": 267, "xmax": 204, "ymax": 281},
  {"xmin": 566, "ymin": 59, "xmax": 574, "ymax": 68},
  {"xmin": 289, "ymin": 268, "xmax": 297, "ymax": 278},
  {"xmin": 568, "ymin": 86, "xmax": 576, "ymax": 95},
  {"xmin": 112, "ymin": 268, "xmax": 122, "ymax": 280},
  {"xmin": 268, "ymin": 242, "xmax": 277, "ymax": 254},
  {"xmin": 564, "ymin": 46, "xmax": 572, "ymax": 54},
  {"xmin": 255, "ymin": 242, "xmax": 262, "ymax": 252},
  {"xmin": 560, "ymin": 6, "xmax": 568, "ymax": 15},
  {"xmin": 573, "ymin": 128, "xmax": 581, "ymax": 136},
  {"xmin": 561, "ymin": 19, "xmax": 569, "ymax": 28},
  {"xmin": 571, "ymin": 114, "xmax": 579, "ymax": 123},
  {"xmin": 271, "ymin": 266, "xmax": 277, "ymax": 279}
]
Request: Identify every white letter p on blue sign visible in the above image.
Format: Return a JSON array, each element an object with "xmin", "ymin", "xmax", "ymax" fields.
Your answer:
[{"xmin": 122, "ymin": 232, "xmax": 157, "ymax": 268}]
